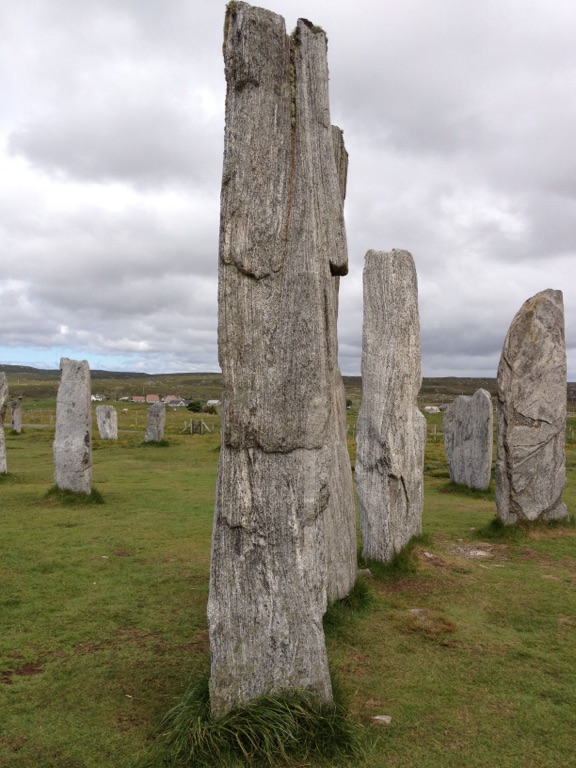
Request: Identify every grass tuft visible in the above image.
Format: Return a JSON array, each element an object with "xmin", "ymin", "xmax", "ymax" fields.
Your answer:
[
  {"xmin": 0, "ymin": 472, "xmax": 19, "ymax": 484},
  {"xmin": 42, "ymin": 485, "xmax": 105, "ymax": 506},
  {"xmin": 478, "ymin": 514, "xmax": 575, "ymax": 541},
  {"xmin": 358, "ymin": 534, "xmax": 432, "ymax": 579},
  {"xmin": 152, "ymin": 670, "xmax": 361, "ymax": 767}
]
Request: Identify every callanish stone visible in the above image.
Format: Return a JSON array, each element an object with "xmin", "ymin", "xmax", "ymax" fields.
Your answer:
[
  {"xmin": 356, "ymin": 249, "xmax": 426, "ymax": 563},
  {"xmin": 144, "ymin": 402, "xmax": 166, "ymax": 443},
  {"xmin": 443, "ymin": 389, "xmax": 493, "ymax": 491},
  {"xmin": 53, "ymin": 358, "xmax": 92, "ymax": 494},
  {"xmin": 11, "ymin": 397, "xmax": 22, "ymax": 433},
  {"xmin": 209, "ymin": 3, "xmax": 352, "ymax": 718},
  {"xmin": 96, "ymin": 405, "xmax": 118, "ymax": 440},
  {"xmin": 496, "ymin": 289, "xmax": 568, "ymax": 523},
  {"xmin": 0, "ymin": 373, "xmax": 8, "ymax": 473}
]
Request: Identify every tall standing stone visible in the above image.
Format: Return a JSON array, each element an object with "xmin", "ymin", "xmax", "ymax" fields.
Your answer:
[
  {"xmin": 0, "ymin": 373, "xmax": 8, "ymax": 474},
  {"xmin": 96, "ymin": 405, "xmax": 118, "ymax": 440},
  {"xmin": 11, "ymin": 397, "xmax": 22, "ymax": 433},
  {"xmin": 53, "ymin": 358, "xmax": 92, "ymax": 494},
  {"xmin": 144, "ymin": 402, "xmax": 166, "ymax": 443},
  {"xmin": 356, "ymin": 249, "xmax": 426, "ymax": 563},
  {"xmin": 324, "ymin": 124, "xmax": 357, "ymax": 603},
  {"xmin": 443, "ymin": 389, "xmax": 493, "ymax": 490},
  {"xmin": 209, "ymin": 2, "xmax": 352, "ymax": 718},
  {"xmin": 496, "ymin": 289, "xmax": 568, "ymax": 523}
]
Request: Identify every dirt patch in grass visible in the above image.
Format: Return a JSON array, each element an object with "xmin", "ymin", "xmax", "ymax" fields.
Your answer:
[
  {"xmin": 1, "ymin": 662, "xmax": 44, "ymax": 684},
  {"xmin": 402, "ymin": 608, "xmax": 456, "ymax": 637}
]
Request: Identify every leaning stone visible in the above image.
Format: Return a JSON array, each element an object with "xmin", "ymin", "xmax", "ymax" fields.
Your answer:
[
  {"xmin": 443, "ymin": 389, "xmax": 493, "ymax": 490},
  {"xmin": 496, "ymin": 289, "xmax": 568, "ymax": 523},
  {"xmin": 144, "ymin": 402, "xmax": 166, "ymax": 443},
  {"xmin": 53, "ymin": 358, "xmax": 92, "ymax": 494},
  {"xmin": 209, "ymin": 3, "xmax": 349, "ymax": 719},
  {"xmin": 0, "ymin": 373, "xmax": 8, "ymax": 473},
  {"xmin": 96, "ymin": 405, "xmax": 118, "ymax": 440},
  {"xmin": 356, "ymin": 249, "xmax": 427, "ymax": 563}
]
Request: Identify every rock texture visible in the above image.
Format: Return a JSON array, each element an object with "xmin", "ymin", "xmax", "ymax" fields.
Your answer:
[
  {"xmin": 209, "ymin": 3, "xmax": 353, "ymax": 719},
  {"xmin": 0, "ymin": 373, "xmax": 8, "ymax": 473},
  {"xmin": 53, "ymin": 358, "xmax": 92, "ymax": 494},
  {"xmin": 356, "ymin": 249, "xmax": 426, "ymax": 563},
  {"xmin": 443, "ymin": 389, "xmax": 493, "ymax": 490},
  {"xmin": 96, "ymin": 405, "xmax": 118, "ymax": 440},
  {"xmin": 145, "ymin": 402, "xmax": 166, "ymax": 443},
  {"xmin": 496, "ymin": 289, "xmax": 568, "ymax": 523}
]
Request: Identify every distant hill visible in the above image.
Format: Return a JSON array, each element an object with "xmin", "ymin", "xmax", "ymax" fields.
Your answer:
[{"xmin": 1, "ymin": 365, "xmax": 573, "ymax": 407}]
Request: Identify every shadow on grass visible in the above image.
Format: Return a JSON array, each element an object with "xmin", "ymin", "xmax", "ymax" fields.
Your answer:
[
  {"xmin": 437, "ymin": 480, "xmax": 495, "ymax": 500},
  {"xmin": 139, "ymin": 669, "xmax": 363, "ymax": 768},
  {"xmin": 140, "ymin": 439, "xmax": 171, "ymax": 448},
  {"xmin": 0, "ymin": 472, "xmax": 19, "ymax": 484},
  {"xmin": 323, "ymin": 577, "xmax": 373, "ymax": 640},
  {"xmin": 40, "ymin": 485, "xmax": 105, "ymax": 506}
]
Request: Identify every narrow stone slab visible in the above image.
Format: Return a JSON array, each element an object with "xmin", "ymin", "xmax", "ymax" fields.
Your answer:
[
  {"xmin": 443, "ymin": 389, "xmax": 493, "ymax": 490},
  {"xmin": 145, "ymin": 402, "xmax": 166, "ymax": 443},
  {"xmin": 53, "ymin": 358, "xmax": 92, "ymax": 494},
  {"xmin": 0, "ymin": 373, "xmax": 8, "ymax": 473},
  {"xmin": 10, "ymin": 397, "xmax": 22, "ymax": 433},
  {"xmin": 496, "ymin": 289, "xmax": 568, "ymax": 523},
  {"xmin": 96, "ymin": 405, "xmax": 118, "ymax": 440},
  {"xmin": 209, "ymin": 3, "xmax": 351, "ymax": 719},
  {"xmin": 356, "ymin": 249, "xmax": 426, "ymax": 563}
]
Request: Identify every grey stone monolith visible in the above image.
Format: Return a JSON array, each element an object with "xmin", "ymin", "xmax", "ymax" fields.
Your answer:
[
  {"xmin": 11, "ymin": 397, "xmax": 22, "ymax": 433},
  {"xmin": 53, "ymin": 358, "xmax": 92, "ymax": 494},
  {"xmin": 443, "ymin": 389, "xmax": 493, "ymax": 490},
  {"xmin": 0, "ymin": 373, "xmax": 8, "ymax": 473},
  {"xmin": 356, "ymin": 249, "xmax": 427, "ymax": 563},
  {"xmin": 144, "ymin": 402, "xmax": 166, "ymax": 443},
  {"xmin": 209, "ymin": 3, "xmax": 352, "ymax": 719},
  {"xmin": 96, "ymin": 405, "xmax": 118, "ymax": 440},
  {"xmin": 324, "ymin": 124, "xmax": 356, "ymax": 604},
  {"xmin": 496, "ymin": 289, "xmax": 568, "ymax": 523}
]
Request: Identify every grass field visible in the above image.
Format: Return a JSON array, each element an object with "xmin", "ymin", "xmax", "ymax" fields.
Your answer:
[{"xmin": 1, "ymin": 406, "xmax": 575, "ymax": 767}]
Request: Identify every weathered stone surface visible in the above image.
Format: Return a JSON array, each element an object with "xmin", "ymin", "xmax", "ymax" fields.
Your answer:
[
  {"xmin": 145, "ymin": 402, "xmax": 166, "ymax": 443},
  {"xmin": 0, "ymin": 373, "xmax": 8, "ymax": 473},
  {"xmin": 356, "ymin": 249, "xmax": 426, "ymax": 563},
  {"xmin": 53, "ymin": 358, "xmax": 92, "ymax": 494},
  {"xmin": 10, "ymin": 397, "xmax": 22, "ymax": 433},
  {"xmin": 443, "ymin": 389, "xmax": 493, "ymax": 490},
  {"xmin": 209, "ymin": 3, "xmax": 350, "ymax": 718},
  {"xmin": 496, "ymin": 289, "xmax": 568, "ymax": 523},
  {"xmin": 96, "ymin": 405, "xmax": 118, "ymax": 440}
]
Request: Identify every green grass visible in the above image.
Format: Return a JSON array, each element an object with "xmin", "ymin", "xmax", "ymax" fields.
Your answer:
[{"xmin": 1, "ymin": 415, "xmax": 575, "ymax": 767}]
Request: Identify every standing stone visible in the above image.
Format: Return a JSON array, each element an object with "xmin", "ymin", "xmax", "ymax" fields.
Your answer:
[
  {"xmin": 356, "ymin": 249, "xmax": 427, "ymax": 563},
  {"xmin": 145, "ymin": 402, "xmax": 166, "ymax": 443},
  {"xmin": 11, "ymin": 397, "xmax": 22, "ymax": 433},
  {"xmin": 209, "ymin": 3, "xmax": 351, "ymax": 718},
  {"xmin": 443, "ymin": 389, "xmax": 493, "ymax": 490},
  {"xmin": 0, "ymin": 373, "xmax": 8, "ymax": 473},
  {"xmin": 496, "ymin": 289, "xmax": 568, "ymax": 523},
  {"xmin": 53, "ymin": 358, "xmax": 92, "ymax": 494},
  {"xmin": 324, "ymin": 124, "xmax": 357, "ymax": 603},
  {"xmin": 96, "ymin": 405, "xmax": 118, "ymax": 440}
]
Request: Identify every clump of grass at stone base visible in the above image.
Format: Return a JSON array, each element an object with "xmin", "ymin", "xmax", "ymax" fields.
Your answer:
[
  {"xmin": 144, "ymin": 671, "xmax": 362, "ymax": 768},
  {"xmin": 477, "ymin": 513, "xmax": 576, "ymax": 541},
  {"xmin": 357, "ymin": 533, "xmax": 432, "ymax": 580},
  {"xmin": 41, "ymin": 485, "xmax": 105, "ymax": 505}
]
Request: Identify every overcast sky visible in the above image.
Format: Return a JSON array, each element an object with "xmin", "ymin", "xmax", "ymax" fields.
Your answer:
[{"xmin": 1, "ymin": 0, "xmax": 574, "ymax": 378}]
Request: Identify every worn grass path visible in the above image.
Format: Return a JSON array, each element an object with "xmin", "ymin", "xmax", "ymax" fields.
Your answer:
[{"xmin": 1, "ymin": 419, "xmax": 575, "ymax": 767}]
